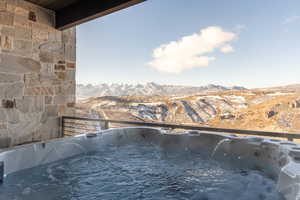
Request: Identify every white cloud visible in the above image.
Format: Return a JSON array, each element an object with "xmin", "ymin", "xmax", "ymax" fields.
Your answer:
[
  {"xmin": 148, "ymin": 26, "xmax": 237, "ymax": 73},
  {"xmin": 220, "ymin": 45, "xmax": 234, "ymax": 53},
  {"xmin": 283, "ymin": 16, "xmax": 300, "ymax": 24}
]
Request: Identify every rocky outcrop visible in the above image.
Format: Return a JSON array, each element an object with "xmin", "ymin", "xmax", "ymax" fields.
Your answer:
[
  {"xmin": 181, "ymin": 101, "xmax": 204, "ymax": 123},
  {"xmin": 266, "ymin": 110, "xmax": 278, "ymax": 118},
  {"xmin": 220, "ymin": 113, "xmax": 235, "ymax": 120},
  {"xmin": 291, "ymin": 99, "xmax": 300, "ymax": 108}
]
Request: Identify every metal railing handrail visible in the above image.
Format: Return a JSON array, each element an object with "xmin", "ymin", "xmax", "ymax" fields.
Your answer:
[{"xmin": 61, "ymin": 116, "xmax": 300, "ymax": 141}]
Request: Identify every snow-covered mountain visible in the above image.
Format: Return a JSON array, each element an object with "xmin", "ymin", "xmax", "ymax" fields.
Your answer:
[{"xmin": 77, "ymin": 82, "xmax": 247, "ymax": 99}]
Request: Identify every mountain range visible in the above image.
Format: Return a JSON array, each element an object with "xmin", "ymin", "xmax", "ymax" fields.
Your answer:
[{"xmin": 77, "ymin": 82, "xmax": 247, "ymax": 99}]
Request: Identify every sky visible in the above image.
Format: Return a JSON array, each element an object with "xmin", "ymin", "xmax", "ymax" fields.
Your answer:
[{"xmin": 77, "ymin": 0, "xmax": 300, "ymax": 88}]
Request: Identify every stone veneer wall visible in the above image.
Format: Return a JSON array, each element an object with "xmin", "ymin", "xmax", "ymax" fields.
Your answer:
[{"xmin": 0, "ymin": 0, "xmax": 76, "ymax": 148}]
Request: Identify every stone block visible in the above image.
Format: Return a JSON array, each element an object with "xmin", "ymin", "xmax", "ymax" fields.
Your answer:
[
  {"xmin": 49, "ymin": 30, "xmax": 62, "ymax": 42},
  {"xmin": 24, "ymin": 73, "xmax": 40, "ymax": 87},
  {"xmin": 1, "ymin": 26, "xmax": 15, "ymax": 37},
  {"xmin": 32, "ymin": 53, "xmax": 40, "ymax": 62},
  {"xmin": 6, "ymin": 109, "xmax": 19, "ymax": 124},
  {"xmin": 15, "ymin": 6, "xmax": 28, "ymax": 17},
  {"xmin": 32, "ymin": 41, "xmax": 41, "ymax": 54},
  {"xmin": 39, "ymin": 117, "xmax": 59, "ymax": 140},
  {"xmin": 0, "ymin": 87, "xmax": 4, "ymax": 98},
  {"xmin": 0, "ymin": 73, "xmax": 21, "ymax": 83},
  {"xmin": 39, "ymin": 41, "xmax": 63, "ymax": 52},
  {"xmin": 68, "ymin": 95, "xmax": 76, "ymax": 103},
  {"xmin": 17, "ymin": 96, "xmax": 43, "ymax": 113},
  {"xmin": 39, "ymin": 51, "xmax": 53, "ymax": 63},
  {"xmin": 0, "ymin": 129, "xmax": 10, "ymax": 149},
  {"xmin": 24, "ymin": 86, "xmax": 54, "ymax": 96},
  {"xmin": 64, "ymin": 107, "xmax": 75, "ymax": 116},
  {"xmin": 0, "ymin": 54, "xmax": 41, "ymax": 74},
  {"xmin": 32, "ymin": 26, "xmax": 49, "ymax": 41},
  {"xmin": 39, "ymin": 64, "xmax": 57, "ymax": 84},
  {"xmin": 7, "ymin": 3, "xmax": 15, "ymax": 13},
  {"xmin": 16, "ymin": 97, "xmax": 30, "ymax": 113},
  {"xmin": 0, "ymin": 122, "xmax": 7, "ymax": 130},
  {"xmin": 65, "ymin": 70, "xmax": 75, "ymax": 80},
  {"xmin": 40, "ymin": 63, "xmax": 53, "ymax": 73},
  {"xmin": 67, "ymin": 102, "xmax": 75, "ymax": 108},
  {"xmin": 66, "ymin": 83, "xmax": 76, "ymax": 95},
  {"xmin": 40, "ymin": 111, "xmax": 47, "ymax": 123},
  {"xmin": 62, "ymin": 30, "xmax": 71, "ymax": 44},
  {"xmin": 19, "ymin": 111, "xmax": 42, "ymax": 123},
  {"xmin": 0, "ymin": 1, "xmax": 7, "ymax": 12},
  {"xmin": 54, "ymin": 85, "xmax": 63, "ymax": 95},
  {"xmin": 8, "ymin": 118, "xmax": 41, "ymax": 146},
  {"xmin": 0, "ymin": 138, "xmax": 10, "ymax": 148},
  {"xmin": 52, "ymin": 51, "xmax": 65, "ymax": 63},
  {"xmin": 1, "ymin": 35, "xmax": 12, "ymax": 50},
  {"xmin": 62, "ymin": 28, "xmax": 76, "ymax": 44},
  {"xmin": 55, "ymin": 83, "xmax": 75, "ymax": 95},
  {"xmin": 46, "ymin": 105, "xmax": 58, "ymax": 117},
  {"xmin": 65, "ymin": 44, "xmax": 76, "ymax": 62},
  {"xmin": 39, "ymin": 74, "xmax": 60, "ymax": 86},
  {"xmin": 0, "ymin": 12, "xmax": 13, "ymax": 26},
  {"xmin": 0, "ymin": 82, "xmax": 24, "ymax": 99},
  {"xmin": 30, "ymin": 96, "xmax": 44, "ymax": 112},
  {"xmin": 55, "ymin": 72, "xmax": 66, "ymax": 80},
  {"xmin": 13, "ymin": 40, "xmax": 33, "ymax": 56},
  {"xmin": 7, "ymin": 82, "xmax": 24, "ymax": 98},
  {"xmin": 15, "ymin": 0, "xmax": 33, "ymax": 11},
  {"xmin": 31, "ymin": 130, "xmax": 42, "ymax": 142},
  {"xmin": 53, "ymin": 95, "xmax": 67, "ymax": 104},
  {"xmin": 67, "ymin": 62, "xmax": 76, "ymax": 69},
  {"xmin": 54, "ymin": 64, "xmax": 65, "ymax": 71},
  {"xmin": 0, "ymin": 108, "xmax": 7, "ymax": 121},
  {"xmin": 14, "ymin": 26, "xmax": 32, "ymax": 40},
  {"xmin": 58, "ymin": 104, "xmax": 65, "ymax": 115},
  {"xmin": 45, "ymin": 96, "xmax": 52, "ymax": 104},
  {"xmin": 14, "ymin": 14, "xmax": 30, "ymax": 28}
]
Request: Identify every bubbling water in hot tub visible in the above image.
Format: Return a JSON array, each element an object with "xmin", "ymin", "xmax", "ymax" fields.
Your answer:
[{"xmin": 0, "ymin": 141, "xmax": 284, "ymax": 200}]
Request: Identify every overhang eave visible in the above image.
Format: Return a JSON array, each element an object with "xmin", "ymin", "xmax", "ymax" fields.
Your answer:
[{"xmin": 25, "ymin": 0, "xmax": 146, "ymax": 30}]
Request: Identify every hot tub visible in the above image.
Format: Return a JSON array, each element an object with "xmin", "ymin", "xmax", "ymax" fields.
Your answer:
[{"xmin": 0, "ymin": 127, "xmax": 299, "ymax": 200}]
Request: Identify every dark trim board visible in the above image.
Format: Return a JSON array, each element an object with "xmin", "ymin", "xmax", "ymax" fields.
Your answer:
[
  {"xmin": 25, "ymin": 0, "xmax": 146, "ymax": 29},
  {"xmin": 25, "ymin": 0, "xmax": 81, "ymax": 11},
  {"xmin": 56, "ymin": 0, "xmax": 145, "ymax": 30}
]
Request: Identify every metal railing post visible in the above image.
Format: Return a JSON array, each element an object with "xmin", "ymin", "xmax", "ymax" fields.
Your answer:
[
  {"xmin": 0, "ymin": 161, "xmax": 4, "ymax": 184},
  {"xmin": 104, "ymin": 121, "xmax": 109, "ymax": 130},
  {"xmin": 61, "ymin": 116, "xmax": 65, "ymax": 137}
]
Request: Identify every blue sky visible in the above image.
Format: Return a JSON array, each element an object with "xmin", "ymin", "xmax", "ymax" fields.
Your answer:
[{"xmin": 77, "ymin": 0, "xmax": 300, "ymax": 88}]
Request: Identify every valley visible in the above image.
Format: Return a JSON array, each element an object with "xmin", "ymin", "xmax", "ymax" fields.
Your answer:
[{"xmin": 76, "ymin": 83, "xmax": 300, "ymax": 133}]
